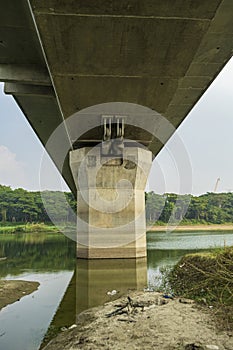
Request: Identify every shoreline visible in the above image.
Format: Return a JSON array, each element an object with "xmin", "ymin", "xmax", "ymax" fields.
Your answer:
[
  {"xmin": 42, "ymin": 291, "xmax": 232, "ymax": 350},
  {"xmin": 0, "ymin": 280, "xmax": 40, "ymax": 310},
  {"xmin": 147, "ymin": 224, "xmax": 233, "ymax": 232},
  {"xmin": 0, "ymin": 223, "xmax": 59, "ymax": 234},
  {"xmin": 1, "ymin": 223, "xmax": 233, "ymax": 234}
]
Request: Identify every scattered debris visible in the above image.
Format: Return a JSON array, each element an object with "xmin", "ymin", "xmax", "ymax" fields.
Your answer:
[
  {"xmin": 184, "ymin": 344, "xmax": 203, "ymax": 350},
  {"xmin": 163, "ymin": 293, "xmax": 174, "ymax": 299},
  {"xmin": 106, "ymin": 295, "xmax": 159, "ymax": 318},
  {"xmin": 117, "ymin": 318, "xmax": 136, "ymax": 323},
  {"xmin": 60, "ymin": 327, "xmax": 68, "ymax": 332},
  {"xmin": 144, "ymin": 287, "xmax": 154, "ymax": 292},
  {"xmin": 107, "ymin": 289, "xmax": 118, "ymax": 296},
  {"xmin": 157, "ymin": 297, "xmax": 168, "ymax": 306},
  {"xmin": 68, "ymin": 324, "xmax": 77, "ymax": 330},
  {"xmin": 179, "ymin": 298, "xmax": 195, "ymax": 304},
  {"xmin": 41, "ymin": 291, "xmax": 233, "ymax": 350}
]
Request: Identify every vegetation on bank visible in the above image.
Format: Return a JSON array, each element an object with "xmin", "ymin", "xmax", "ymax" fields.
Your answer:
[
  {"xmin": 0, "ymin": 222, "xmax": 58, "ymax": 234},
  {"xmin": 146, "ymin": 191, "xmax": 233, "ymax": 224},
  {"xmin": 0, "ymin": 185, "xmax": 76, "ymax": 223},
  {"xmin": 1, "ymin": 185, "xmax": 233, "ymax": 226},
  {"xmin": 169, "ymin": 247, "xmax": 233, "ymax": 330}
]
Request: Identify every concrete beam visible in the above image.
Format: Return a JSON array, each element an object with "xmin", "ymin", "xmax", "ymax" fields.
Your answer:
[
  {"xmin": 4, "ymin": 82, "xmax": 55, "ymax": 97},
  {"xmin": 0, "ymin": 64, "xmax": 51, "ymax": 86},
  {"xmin": 31, "ymin": 0, "xmax": 222, "ymax": 20}
]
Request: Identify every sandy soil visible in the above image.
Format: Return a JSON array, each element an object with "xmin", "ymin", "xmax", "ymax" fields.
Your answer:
[
  {"xmin": 148, "ymin": 224, "xmax": 233, "ymax": 232},
  {"xmin": 0, "ymin": 280, "xmax": 40, "ymax": 310},
  {"xmin": 43, "ymin": 291, "xmax": 233, "ymax": 350}
]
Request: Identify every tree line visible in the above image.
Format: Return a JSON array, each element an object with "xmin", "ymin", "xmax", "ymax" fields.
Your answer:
[
  {"xmin": 0, "ymin": 185, "xmax": 233, "ymax": 224},
  {"xmin": 0, "ymin": 185, "xmax": 76, "ymax": 223},
  {"xmin": 146, "ymin": 191, "xmax": 233, "ymax": 224}
]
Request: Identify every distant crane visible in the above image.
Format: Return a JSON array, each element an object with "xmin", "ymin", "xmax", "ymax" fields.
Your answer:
[{"xmin": 213, "ymin": 177, "xmax": 220, "ymax": 192}]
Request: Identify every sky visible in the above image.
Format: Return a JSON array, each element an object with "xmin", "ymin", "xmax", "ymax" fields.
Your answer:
[{"xmin": 0, "ymin": 57, "xmax": 233, "ymax": 196}]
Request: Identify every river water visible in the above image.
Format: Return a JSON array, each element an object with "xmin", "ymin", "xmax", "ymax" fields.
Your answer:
[{"xmin": 0, "ymin": 230, "xmax": 233, "ymax": 350}]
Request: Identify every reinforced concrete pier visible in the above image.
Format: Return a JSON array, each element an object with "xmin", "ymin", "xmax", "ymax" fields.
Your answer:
[{"xmin": 70, "ymin": 146, "xmax": 152, "ymax": 259}]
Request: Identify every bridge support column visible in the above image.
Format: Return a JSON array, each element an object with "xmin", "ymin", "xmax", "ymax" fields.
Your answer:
[{"xmin": 69, "ymin": 146, "xmax": 152, "ymax": 259}]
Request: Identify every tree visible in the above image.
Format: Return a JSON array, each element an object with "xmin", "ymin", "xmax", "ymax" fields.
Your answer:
[{"xmin": 0, "ymin": 185, "xmax": 13, "ymax": 222}]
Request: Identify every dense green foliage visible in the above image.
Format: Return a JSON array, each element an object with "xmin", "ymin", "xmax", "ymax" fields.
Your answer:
[
  {"xmin": 0, "ymin": 185, "xmax": 76, "ymax": 223},
  {"xmin": 0, "ymin": 184, "xmax": 233, "ymax": 224},
  {"xmin": 146, "ymin": 191, "xmax": 233, "ymax": 224}
]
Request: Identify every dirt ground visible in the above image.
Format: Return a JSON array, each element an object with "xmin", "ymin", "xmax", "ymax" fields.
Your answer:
[
  {"xmin": 148, "ymin": 224, "xmax": 233, "ymax": 232},
  {"xmin": 43, "ymin": 291, "xmax": 233, "ymax": 350},
  {"xmin": 0, "ymin": 280, "xmax": 39, "ymax": 310}
]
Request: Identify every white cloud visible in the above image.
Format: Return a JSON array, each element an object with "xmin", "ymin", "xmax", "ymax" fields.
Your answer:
[{"xmin": 0, "ymin": 145, "xmax": 27, "ymax": 188}]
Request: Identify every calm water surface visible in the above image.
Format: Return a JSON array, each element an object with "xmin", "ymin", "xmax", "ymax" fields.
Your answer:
[{"xmin": 0, "ymin": 230, "xmax": 232, "ymax": 350}]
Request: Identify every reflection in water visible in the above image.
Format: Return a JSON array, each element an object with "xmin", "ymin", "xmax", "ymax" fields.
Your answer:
[
  {"xmin": 1, "ymin": 230, "xmax": 233, "ymax": 349},
  {"xmin": 147, "ymin": 230, "xmax": 233, "ymax": 251},
  {"xmin": 76, "ymin": 258, "xmax": 147, "ymax": 314},
  {"xmin": 0, "ymin": 272, "xmax": 74, "ymax": 350},
  {"xmin": 146, "ymin": 231, "xmax": 233, "ymax": 288},
  {"xmin": 0, "ymin": 233, "xmax": 75, "ymax": 278},
  {"xmin": 0, "ymin": 233, "xmax": 75, "ymax": 350},
  {"xmin": 39, "ymin": 271, "xmax": 76, "ymax": 349},
  {"xmin": 42, "ymin": 258, "xmax": 147, "ymax": 347},
  {"xmin": 147, "ymin": 248, "xmax": 197, "ymax": 288}
]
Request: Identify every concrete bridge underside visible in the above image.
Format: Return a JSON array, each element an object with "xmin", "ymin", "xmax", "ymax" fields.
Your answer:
[{"xmin": 0, "ymin": 1, "xmax": 232, "ymax": 257}]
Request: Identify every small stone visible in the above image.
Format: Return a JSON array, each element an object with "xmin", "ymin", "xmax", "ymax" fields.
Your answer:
[
  {"xmin": 179, "ymin": 298, "xmax": 194, "ymax": 304},
  {"xmin": 158, "ymin": 298, "xmax": 168, "ymax": 305},
  {"xmin": 205, "ymin": 346, "xmax": 219, "ymax": 350},
  {"xmin": 184, "ymin": 344, "xmax": 204, "ymax": 350},
  {"xmin": 68, "ymin": 324, "xmax": 77, "ymax": 330}
]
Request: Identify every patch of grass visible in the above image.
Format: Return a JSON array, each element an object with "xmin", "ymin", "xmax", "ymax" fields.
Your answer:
[
  {"xmin": 0, "ymin": 222, "xmax": 58, "ymax": 234},
  {"xmin": 169, "ymin": 246, "xmax": 233, "ymax": 330}
]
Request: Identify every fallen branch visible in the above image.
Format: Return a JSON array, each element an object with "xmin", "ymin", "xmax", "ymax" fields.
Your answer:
[{"xmin": 106, "ymin": 296, "xmax": 145, "ymax": 318}]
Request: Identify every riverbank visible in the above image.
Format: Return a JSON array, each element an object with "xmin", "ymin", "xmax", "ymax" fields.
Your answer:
[
  {"xmin": 42, "ymin": 245, "xmax": 233, "ymax": 350},
  {"xmin": 0, "ymin": 223, "xmax": 58, "ymax": 234},
  {"xmin": 1, "ymin": 223, "xmax": 233, "ymax": 234},
  {"xmin": 42, "ymin": 291, "xmax": 232, "ymax": 350},
  {"xmin": 148, "ymin": 224, "xmax": 233, "ymax": 232},
  {"xmin": 169, "ymin": 246, "xmax": 233, "ymax": 331},
  {"xmin": 0, "ymin": 280, "xmax": 40, "ymax": 310}
]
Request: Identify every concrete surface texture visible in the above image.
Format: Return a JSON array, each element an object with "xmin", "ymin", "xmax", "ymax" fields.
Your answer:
[
  {"xmin": 70, "ymin": 146, "xmax": 152, "ymax": 258},
  {"xmin": 0, "ymin": 1, "xmax": 233, "ymax": 192}
]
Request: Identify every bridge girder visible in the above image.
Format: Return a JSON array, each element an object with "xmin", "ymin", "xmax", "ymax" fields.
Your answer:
[{"xmin": 0, "ymin": 0, "xmax": 232, "ymax": 193}]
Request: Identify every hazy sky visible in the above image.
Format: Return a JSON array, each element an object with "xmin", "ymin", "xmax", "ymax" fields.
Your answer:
[{"xmin": 0, "ymin": 57, "xmax": 233, "ymax": 195}]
